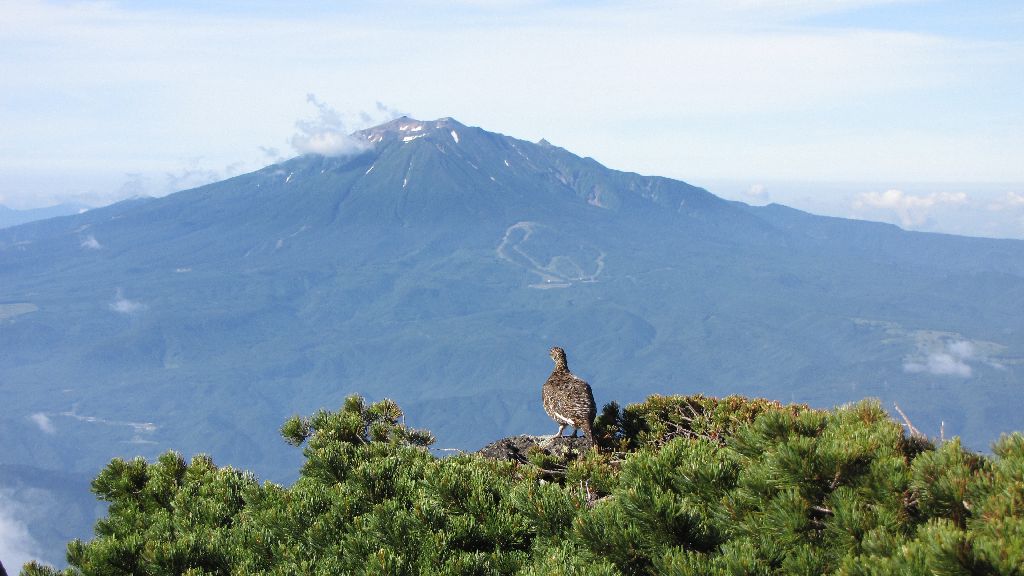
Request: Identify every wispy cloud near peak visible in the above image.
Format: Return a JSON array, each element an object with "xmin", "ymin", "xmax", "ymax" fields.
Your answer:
[{"xmin": 291, "ymin": 94, "xmax": 372, "ymax": 157}]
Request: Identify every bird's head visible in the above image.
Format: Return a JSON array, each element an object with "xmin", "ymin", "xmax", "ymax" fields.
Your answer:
[{"xmin": 549, "ymin": 346, "xmax": 568, "ymax": 369}]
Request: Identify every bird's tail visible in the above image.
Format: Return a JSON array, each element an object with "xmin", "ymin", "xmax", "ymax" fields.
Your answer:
[{"xmin": 581, "ymin": 418, "xmax": 595, "ymax": 441}]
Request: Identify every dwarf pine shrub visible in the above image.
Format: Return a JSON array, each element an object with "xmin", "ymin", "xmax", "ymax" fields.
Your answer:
[{"xmin": 23, "ymin": 394, "xmax": 1024, "ymax": 576}]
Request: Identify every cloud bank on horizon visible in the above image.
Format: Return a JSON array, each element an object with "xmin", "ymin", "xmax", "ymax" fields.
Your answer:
[
  {"xmin": 853, "ymin": 189, "xmax": 968, "ymax": 228},
  {"xmin": 0, "ymin": 0, "xmax": 1021, "ymax": 238}
]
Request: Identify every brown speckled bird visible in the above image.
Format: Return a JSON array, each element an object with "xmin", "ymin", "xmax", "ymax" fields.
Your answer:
[{"xmin": 542, "ymin": 346, "xmax": 597, "ymax": 439}]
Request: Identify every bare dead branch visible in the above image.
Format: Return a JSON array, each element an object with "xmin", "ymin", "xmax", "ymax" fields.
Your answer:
[
  {"xmin": 810, "ymin": 505, "xmax": 834, "ymax": 516},
  {"xmin": 893, "ymin": 402, "xmax": 924, "ymax": 438}
]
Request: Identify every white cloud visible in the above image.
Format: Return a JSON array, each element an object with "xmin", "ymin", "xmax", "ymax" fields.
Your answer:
[
  {"xmin": 293, "ymin": 131, "xmax": 363, "ymax": 157},
  {"xmin": 904, "ymin": 353, "xmax": 972, "ymax": 378},
  {"xmin": 853, "ymin": 188, "xmax": 968, "ymax": 228},
  {"xmin": 987, "ymin": 191, "xmax": 1024, "ymax": 211},
  {"xmin": 109, "ymin": 288, "xmax": 146, "ymax": 314},
  {"xmin": 28, "ymin": 413, "xmax": 55, "ymax": 435},
  {"xmin": 290, "ymin": 94, "xmax": 374, "ymax": 157},
  {"xmin": 745, "ymin": 183, "xmax": 770, "ymax": 202},
  {"xmin": 947, "ymin": 340, "xmax": 975, "ymax": 359},
  {"xmin": 80, "ymin": 234, "xmax": 101, "ymax": 250},
  {"xmin": 0, "ymin": 492, "xmax": 43, "ymax": 572},
  {"xmin": 903, "ymin": 338, "xmax": 977, "ymax": 378},
  {"xmin": 164, "ymin": 164, "xmax": 221, "ymax": 193}
]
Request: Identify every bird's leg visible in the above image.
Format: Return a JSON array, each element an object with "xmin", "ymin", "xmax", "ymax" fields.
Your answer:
[
  {"xmin": 570, "ymin": 427, "xmax": 579, "ymax": 438},
  {"xmin": 554, "ymin": 424, "xmax": 566, "ymax": 438}
]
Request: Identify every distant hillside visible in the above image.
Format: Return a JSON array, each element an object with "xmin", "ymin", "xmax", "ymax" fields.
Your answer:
[
  {"xmin": 2, "ymin": 117, "xmax": 1023, "ymax": 565},
  {"xmin": 0, "ymin": 203, "xmax": 88, "ymax": 229},
  {"xmin": 19, "ymin": 393, "xmax": 1024, "ymax": 575}
]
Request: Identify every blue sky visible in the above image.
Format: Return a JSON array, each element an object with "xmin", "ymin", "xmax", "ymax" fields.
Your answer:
[{"xmin": 1, "ymin": 0, "xmax": 1022, "ymax": 237}]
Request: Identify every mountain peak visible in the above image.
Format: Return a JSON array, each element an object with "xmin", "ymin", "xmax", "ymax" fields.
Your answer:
[{"xmin": 357, "ymin": 116, "xmax": 466, "ymax": 145}]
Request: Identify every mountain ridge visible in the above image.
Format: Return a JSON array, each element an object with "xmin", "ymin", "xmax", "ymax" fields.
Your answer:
[{"xmin": 0, "ymin": 202, "xmax": 90, "ymax": 230}]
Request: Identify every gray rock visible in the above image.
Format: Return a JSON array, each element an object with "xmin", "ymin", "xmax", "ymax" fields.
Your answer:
[{"xmin": 476, "ymin": 434, "xmax": 593, "ymax": 464}]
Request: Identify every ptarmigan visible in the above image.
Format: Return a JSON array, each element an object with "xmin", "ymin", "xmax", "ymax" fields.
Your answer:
[{"xmin": 542, "ymin": 346, "xmax": 597, "ymax": 439}]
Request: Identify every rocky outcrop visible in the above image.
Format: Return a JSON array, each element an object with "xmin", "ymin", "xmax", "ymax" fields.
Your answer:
[{"xmin": 476, "ymin": 434, "xmax": 593, "ymax": 464}]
